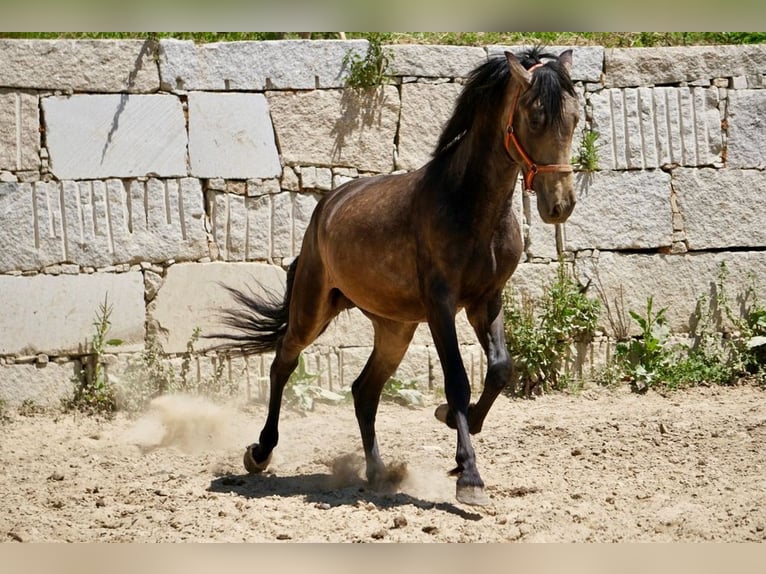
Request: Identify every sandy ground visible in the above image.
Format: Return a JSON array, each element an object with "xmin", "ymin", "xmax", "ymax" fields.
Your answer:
[{"xmin": 1, "ymin": 382, "xmax": 765, "ymax": 543}]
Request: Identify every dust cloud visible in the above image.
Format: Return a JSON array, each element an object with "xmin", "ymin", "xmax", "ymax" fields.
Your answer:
[{"xmin": 126, "ymin": 394, "xmax": 235, "ymax": 454}]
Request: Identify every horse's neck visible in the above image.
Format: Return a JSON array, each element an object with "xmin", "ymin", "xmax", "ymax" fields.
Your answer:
[{"xmin": 461, "ymin": 135, "xmax": 521, "ymax": 226}]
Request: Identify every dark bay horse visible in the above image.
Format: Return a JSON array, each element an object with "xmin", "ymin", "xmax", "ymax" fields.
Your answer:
[{"xmin": 216, "ymin": 48, "xmax": 579, "ymax": 505}]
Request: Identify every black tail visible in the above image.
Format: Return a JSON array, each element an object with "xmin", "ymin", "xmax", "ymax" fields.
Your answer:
[{"xmin": 207, "ymin": 258, "xmax": 299, "ymax": 355}]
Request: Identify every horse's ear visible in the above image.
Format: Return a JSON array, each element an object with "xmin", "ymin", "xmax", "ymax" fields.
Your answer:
[
  {"xmin": 558, "ymin": 49, "xmax": 573, "ymax": 73},
  {"xmin": 505, "ymin": 51, "xmax": 531, "ymax": 85}
]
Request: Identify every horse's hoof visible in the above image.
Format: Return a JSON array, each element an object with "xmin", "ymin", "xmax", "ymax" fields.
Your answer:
[
  {"xmin": 434, "ymin": 404, "xmax": 455, "ymax": 428},
  {"xmin": 456, "ymin": 484, "xmax": 490, "ymax": 507},
  {"xmin": 243, "ymin": 444, "xmax": 272, "ymax": 474}
]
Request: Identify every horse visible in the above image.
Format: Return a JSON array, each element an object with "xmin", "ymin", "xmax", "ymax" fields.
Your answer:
[{"xmin": 214, "ymin": 47, "xmax": 579, "ymax": 506}]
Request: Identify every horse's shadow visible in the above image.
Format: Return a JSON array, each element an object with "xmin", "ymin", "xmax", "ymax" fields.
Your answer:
[{"xmin": 207, "ymin": 472, "xmax": 484, "ymax": 521}]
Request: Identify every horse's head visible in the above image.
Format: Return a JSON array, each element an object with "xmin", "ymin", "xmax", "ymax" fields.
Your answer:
[{"xmin": 504, "ymin": 49, "xmax": 579, "ymax": 224}]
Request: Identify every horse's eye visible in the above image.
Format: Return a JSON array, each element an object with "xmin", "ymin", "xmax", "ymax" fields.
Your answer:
[{"xmin": 529, "ymin": 108, "xmax": 545, "ymax": 130}]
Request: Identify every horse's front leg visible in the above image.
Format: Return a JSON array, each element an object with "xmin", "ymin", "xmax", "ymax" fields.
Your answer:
[
  {"xmin": 427, "ymin": 297, "xmax": 489, "ymax": 506},
  {"xmin": 435, "ymin": 294, "xmax": 512, "ymax": 434}
]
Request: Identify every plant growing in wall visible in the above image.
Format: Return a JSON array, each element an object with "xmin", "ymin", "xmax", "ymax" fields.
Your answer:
[
  {"xmin": 343, "ymin": 33, "xmax": 393, "ymax": 89},
  {"xmin": 571, "ymin": 127, "xmax": 600, "ymax": 172},
  {"xmin": 64, "ymin": 295, "xmax": 123, "ymax": 414}
]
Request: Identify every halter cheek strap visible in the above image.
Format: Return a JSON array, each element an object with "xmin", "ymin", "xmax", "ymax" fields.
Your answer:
[{"xmin": 503, "ymin": 63, "xmax": 573, "ymax": 193}]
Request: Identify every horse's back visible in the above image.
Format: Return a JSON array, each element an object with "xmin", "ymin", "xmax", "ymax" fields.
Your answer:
[{"xmin": 309, "ymin": 171, "xmax": 428, "ymax": 321}]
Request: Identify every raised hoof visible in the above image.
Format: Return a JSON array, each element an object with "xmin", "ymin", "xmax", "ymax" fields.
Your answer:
[
  {"xmin": 434, "ymin": 404, "xmax": 456, "ymax": 428},
  {"xmin": 434, "ymin": 403, "xmax": 483, "ymax": 434},
  {"xmin": 243, "ymin": 444, "xmax": 272, "ymax": 474},
  {"xmin": 456, "ymin": 484, "xmax": 490, "ymax": 507}
]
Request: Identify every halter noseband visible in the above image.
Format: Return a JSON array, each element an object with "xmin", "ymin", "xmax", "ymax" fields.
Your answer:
[{"xmin": 503, "ymin": 62, "xmax": 573, "ymax": 193}]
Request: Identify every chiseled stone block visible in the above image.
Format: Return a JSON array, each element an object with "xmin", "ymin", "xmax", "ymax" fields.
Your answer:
[
  {"xmin": 590, "ymin": 87, "xmax": 721, "ymax": 170},
  {"xmin": 0, "ymin": 90, "xmax": 39, "ymax": 171},
  {"xmin": 43, "ymin": 94, "xmax": 187, "ymax": 179},
  {"xmin": 0, "ymin": 179, "xmax": 207, "ymax": 273}
]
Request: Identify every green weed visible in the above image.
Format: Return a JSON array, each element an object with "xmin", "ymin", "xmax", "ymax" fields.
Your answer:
[
  {"xmin": 62, "ymin": 295, "xmax": 123, "ymax": 415},
  {"xmin": 504, "ymin": 260, "xmax": 601, "ymax": 395},
  {"xmin": 572, "ymin": 128, "xmax": 600, "ymax": 172},
  {"xmin": 343, "ymin": 33, "xmax": 393, "ymax": 89}
]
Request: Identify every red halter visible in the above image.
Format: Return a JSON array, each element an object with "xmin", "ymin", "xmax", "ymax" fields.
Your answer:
[{"xmin": 503, "ymin": 63, "xmax": 573, "ymax": 193}]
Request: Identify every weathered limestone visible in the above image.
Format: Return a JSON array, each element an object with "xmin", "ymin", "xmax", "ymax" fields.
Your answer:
[
  {"xmin": 42, "ymin": 94, "xmax": 187, "ymax": 180},
  {"xmin": 0, "ymin": 362, "xmax": 75, "ymax": 407},
  {"xmin": 605, "ymin": 45, "xmax": 766, "ymax": 88},
  {"xmin": 158, "ymin": 39, "xmax": 368, "ymax": 91},
  {"xmin": 396, "ymin": 82, "xmax": 462, "ymax": 171},
  {"xmin": 0, "ymin": 272, "xmax": 145, "ymax": 356},
  {"xmin": 388, "ymin": 45, "xmax": 487, "ymax": 78},
  {"xmin": 0, "ymin": 39, "xmax": 159, "ymax": 92},
  {"xmin": 267, "ymin": 87, "xmax": 399, "ymax": 173},
  {"xmin": 0, "ymin": 90, "xmax": 39, "ymax": 171},
  {"xmin": 0, "ymin": 179, "xmax": 207, "ymax": 273},
  {"xmin": 487, "ymin": 45, "xmax": 605, "ymax": 83},
  {"xmin": 188, "ymin": 92, "xmax": 281, "ymax": 179},
  {"xmin": 673, "ymin": 168, "xmax": 766, "ymax": 250},
  {"xmin": 149, "ymin": 262, "xmax": 286, "ymax": 354},
  {"xmin": 726, "ymin": 89, "xmax": 766, "ymax": 168},
  {"xmin": 575, "ymin": 251, "xmax": 766, "ymax": 335},
  {"xmin": 564, "ymin": 170, "xmax": 673, "ymax": 251},
  {"xmin": 209, "ymin": 190, "xmax": 315, "ymax": 261},
  {"xmin": 590, "ymin": 87, "xmax": 722, "ymax": 170}
]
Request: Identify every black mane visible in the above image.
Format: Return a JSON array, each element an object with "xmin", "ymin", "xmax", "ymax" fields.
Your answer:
[{"xmin": 429, "ymin": 46, "xmax": 575, "ymax": 162}]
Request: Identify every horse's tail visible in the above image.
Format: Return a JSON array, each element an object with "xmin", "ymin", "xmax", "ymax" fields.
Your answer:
[{"xmin": 208, "ymin": 258, "xmax": 299, "ymax": 355}]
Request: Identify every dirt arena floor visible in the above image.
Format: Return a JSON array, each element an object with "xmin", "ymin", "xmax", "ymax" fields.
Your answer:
[{"xmin": 2, "ymin": 381, "xmax": 765, "ymax": 542}]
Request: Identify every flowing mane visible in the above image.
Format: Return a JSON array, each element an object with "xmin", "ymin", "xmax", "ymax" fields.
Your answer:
[{"xmin": 427, "ymin": 46, "xmax": 576, "ymax": 178}]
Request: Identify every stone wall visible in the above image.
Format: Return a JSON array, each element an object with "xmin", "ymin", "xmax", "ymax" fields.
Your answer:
[{"xmin": 1, "ymin": 39, "xmax": 765, "ymax": 406}]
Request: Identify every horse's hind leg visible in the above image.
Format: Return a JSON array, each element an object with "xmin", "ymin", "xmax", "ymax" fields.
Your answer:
[
  {"xmin": 351, "ymin": 317, "xmax": 416, "ymax": 488},
  {"xmin": 244, "ymin": 263, "xmax": 346, "ymax": 473}
]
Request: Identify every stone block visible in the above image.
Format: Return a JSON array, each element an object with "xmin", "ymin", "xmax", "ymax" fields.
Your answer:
[
  {"xmin": 396, "ymin": 82, "xmax": 462, "ymax": 171},
  {"xmin": 0, "ymin": 39, "xmax": 159, "ymax": 92},
  {"xmin": 487, "ymin": 45, "xmax": 604, "ymax": 83},
  {"xmin": 150, "ymin": 262, "xmax": 286, "ymax": 354},
  {"xmin": 0, "ymin": 90, "xmax": 39, "ymax": 171},
  {"xmin": 726, "ymin": 90, "xmax": 766, "ymax": 169},
  {"xmin": 268, "ymin": 87, "xmax": 399, "ymax": 173},
  {"xmin": 0, "ymin": 179, "xmax": 207, "ymax": 272},
  {"xmin": 0, "ymin": 272, "xmax": 145, "ymax": 356},
  {"xmin": 43, "ymin": 94, "xmax": 187, "ymax": 179},
  {"xmin": 605, "ymin": 45, "xmax": 766, "ymax": 88},
  {"xmin": 673, "ymin": 168, "xmax": 766, "ymax": 250},
  {"xmin": 574, "ymin": 251, "xmax": 766, "ymax": 335},
  {"xmin": 387, "ymin": 45, "xmax": 487, "ymax": 78},
  {"xmin": 590, "ymin": 87, "xmax": 721, "ymax": 170},
  {"xmin": 188, "ymin": 92, "xmax": 281, "ymax": 179},
  {"xmin": 0, "ymin": 361, "xmax": 76, "ymax": 407},
  {"xmin": 563, "ymin": 170, "xmax": 673, "ymax": 251},
  {"xmin": 158, "ymin": 39, "xmax": 368, "ymax": 91}
]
